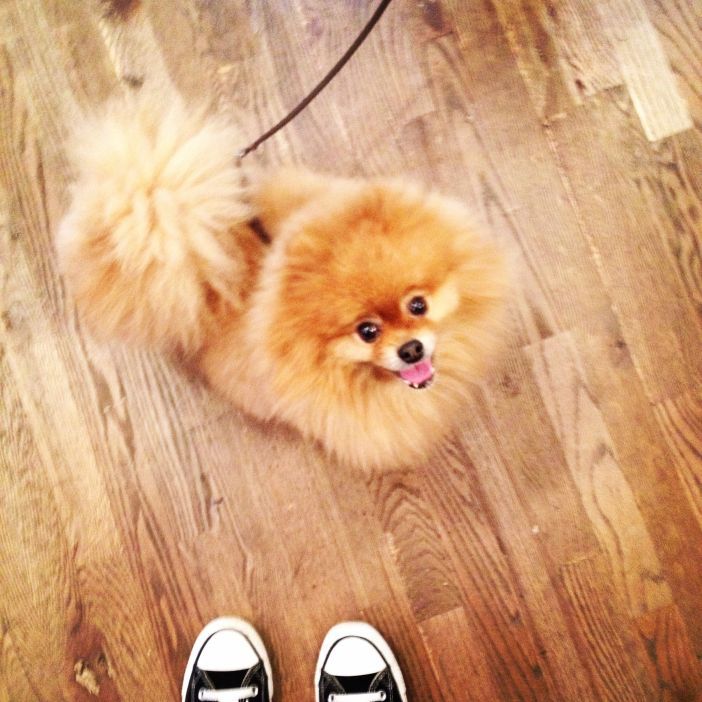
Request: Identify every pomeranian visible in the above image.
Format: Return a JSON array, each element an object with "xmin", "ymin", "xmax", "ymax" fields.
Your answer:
[{"xmin": 57, "ymin": 98, "xmax": 506, "ymax": 470}]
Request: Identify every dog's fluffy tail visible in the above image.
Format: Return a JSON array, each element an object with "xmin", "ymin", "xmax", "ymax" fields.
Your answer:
[{"xmin": 57, "ymin": 97, "xmax": 251, "ymax": 353}]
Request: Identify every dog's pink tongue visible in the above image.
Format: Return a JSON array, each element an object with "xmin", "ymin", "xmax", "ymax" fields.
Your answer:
[{"xmin": 399, "ymin": 360, "xmax": 434, "ymax": 385}]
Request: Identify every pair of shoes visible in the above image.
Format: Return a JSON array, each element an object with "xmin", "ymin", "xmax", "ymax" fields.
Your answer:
[{"xmin": 182, "ymin": 618, "xmax": 407, "ymax": 702}]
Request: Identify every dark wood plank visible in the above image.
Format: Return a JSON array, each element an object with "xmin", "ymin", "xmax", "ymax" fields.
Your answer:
[
  {"xmin": 635, "ymin": 604, "xmax": 702, "ymax": 702},
  {"xmin": 421, "ymin": 607, "xmax": 503, "ymax": 702}
]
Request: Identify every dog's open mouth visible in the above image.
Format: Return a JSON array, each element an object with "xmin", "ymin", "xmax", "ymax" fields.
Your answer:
[{"xmin": 396, "ymin": 358, "xmax": 435, "ymax": 389}]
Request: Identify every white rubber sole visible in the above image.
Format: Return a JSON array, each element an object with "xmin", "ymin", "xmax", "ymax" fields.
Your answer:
[
  {"xmin": 181, "ymin": 617, "xmax": 274, "ymax": 702},
  {"xmin": 314, "ymin": 622, "xmax": 407, "ymax": 702}
]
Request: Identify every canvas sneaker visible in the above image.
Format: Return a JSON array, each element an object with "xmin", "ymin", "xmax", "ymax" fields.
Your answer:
[
  {"xmin": 182, "ymin": 617, "xmax": 273, "ymax": 702},
  {"xmin": 315, "ymin": 622, "xmax": 407, "ymax": 702}
]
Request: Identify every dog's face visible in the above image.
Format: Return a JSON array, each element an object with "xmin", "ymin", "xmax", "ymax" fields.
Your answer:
[
  {"xmin": 329, "ymin": 280, "xmax": 460, "ymax": 389},
  {"xmin": 266, "ymin": 181, "xmax": 501, "ymax": 393}
]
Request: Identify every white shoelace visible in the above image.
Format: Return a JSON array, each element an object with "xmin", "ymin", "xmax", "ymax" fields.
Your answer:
[
  {"xmin": 198, "ymin": 686, "xmax": 258, "ymax": 702},
  {"xmin": 328, "ymin": 693, "xmax": 386, "ymax": 701}
]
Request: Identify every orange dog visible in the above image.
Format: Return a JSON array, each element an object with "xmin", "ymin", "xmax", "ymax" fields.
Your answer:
[{"xmin": 57, "ymin": 99, "xmax": 506, "ymax": 470}]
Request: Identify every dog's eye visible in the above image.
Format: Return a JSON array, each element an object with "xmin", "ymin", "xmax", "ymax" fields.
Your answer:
[
  {"xmin": 408, "ymin": 296, "xmax": 428, "ymax": 316},
  {"xmin": 357, "ymin": 321, "xmax": 380, "ymax": 343}
]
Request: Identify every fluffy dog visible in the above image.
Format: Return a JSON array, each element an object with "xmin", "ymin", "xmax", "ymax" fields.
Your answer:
[{"xmin": 57, "ymin": 98, "xmax": 507, "ymax": 470}]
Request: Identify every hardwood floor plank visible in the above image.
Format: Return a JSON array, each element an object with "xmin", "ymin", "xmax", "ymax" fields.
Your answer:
[
  {"xmin": 451, "ymin": 427, "xmax": 600, "ymax": 701},
  {"xmin": 88, "ymin": 0, "xmax": 178, "ymax": 98},
  {"xmin": 1, "ymin": 64, "xmax": 119, "ymax": 564},
  {"xmin": 635, "ymin": 604, "xmax": 702, "ymax": 701},
  {"xmin": 478, "ymin": 351, "xmax": 601, "ymax": 564},
  {"xmin": 655, "ymin": 391, "xmax": 702, "ymax": 535},
  {"xmin": 314, "ymin": 465, "xmax": 400, "ymax": 612},
  {"xmin": 600, "ymin": 0, "xmax": 693, "ymax": 140},
  {"xmin": 0, "ymin": 343, "xmax": 167, "ymax": 700},
  {"xmin": 421, "ymin": 607, "xmax": 503, "ymax": 702},
  {"xmin": 0, "ymin": 353, "xmax": 70, "ymax": 702},
  {"xmin": 0, "ymin": 632, "xmax": 41, "ymax": 702},
  {"xmin": 646, "ymin": 132, "xmax": 702, "ymax": 316},
  {"xmin": 460, "ymin": 348, "xmax": 668, "ymax": 698},
  {"xmin": 559, "ymin": 553, "xmax": 655, "ymax": 701},
  {"xmin": 526, "ymin": 331, "xmax": 672, "ymax": 616},
  {"xmin": 31, "ymin": 0, "xmax": 117, "ymax": 106},
  {"xmin": 548, "ymin": 87, "xmax": 702, "ymax": 402},
  {"xmin": 644, "ymin": 0, "xmax": 702, "ymax": 126},
  {"xmin": 492, "ymin": 0, "xmax": 622, "ymax": 121},
  {"xmin": 550, "ymin": 0, "xmax": 624, "ymax": 100},
  {"xmin": 371, "ymin": 469, "xmax": 464, "ymax": 622},
  {"xmin": 423, "ymin": 434, "xmax": 591, "ymax": 702},
  {"xmin": 572, "ymin": 311, "xmax": 702, "ymax": 649},
  {"xmin": 422, "ymin": 8, "xmax": 614, "ymax": 342}
]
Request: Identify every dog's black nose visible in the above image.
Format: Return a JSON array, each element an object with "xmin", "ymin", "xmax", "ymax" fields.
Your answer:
[{"xmin": 398, "ymin": 339, "xmax": 424, "ymax": 364}]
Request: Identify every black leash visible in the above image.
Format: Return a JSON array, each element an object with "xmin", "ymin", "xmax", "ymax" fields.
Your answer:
[{"xmin": 237, "ymin": 0, "xmax": 393, "ymax": 160}]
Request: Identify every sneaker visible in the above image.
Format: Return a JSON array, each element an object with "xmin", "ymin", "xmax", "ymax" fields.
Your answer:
[
  {"xmin": 181, "ymin": 617, "xmax": 273, "ymax": 702},
  {"xmin": 315, "ymin": 622, "xmax": 407, "ymax": 702}
]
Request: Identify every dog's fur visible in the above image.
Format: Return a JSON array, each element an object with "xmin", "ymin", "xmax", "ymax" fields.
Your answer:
[{"xmin": 57, "ymin": 98, "xmax": 507, "ymax": 470}]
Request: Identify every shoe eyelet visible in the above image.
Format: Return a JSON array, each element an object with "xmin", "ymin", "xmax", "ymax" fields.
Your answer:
[
  {"xmin": 328, "ymin": 695, "xmax": 336, "ymax": 702},
  {"xmin": 251, "ymin": 686, "xmax": 259, "ymax": 697},
  {"xmin": 379, "ymin": 692, "xmax": 387, "ymax": 701}
]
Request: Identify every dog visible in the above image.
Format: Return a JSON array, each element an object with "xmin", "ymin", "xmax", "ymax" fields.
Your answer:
[{"xmin": 57, "ymin": 97, "xmax": 507, "ymax": 470}]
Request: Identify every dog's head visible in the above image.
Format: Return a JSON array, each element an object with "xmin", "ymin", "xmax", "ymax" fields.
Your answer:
[{"xmin": 264, "ymin": 179, "xmax": 505, "ymax": 393}]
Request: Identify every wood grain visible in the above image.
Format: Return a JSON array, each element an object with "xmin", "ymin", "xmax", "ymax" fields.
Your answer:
[
  {"xmin": 526, "ymin": 332, "xmax": 672, "ymax": 617},
  {"xmin": 655, "ymin": 391, "xmax": 702, "ymax": 533},
  {"xmin": 421, "ymin": 607, "xmax": 502, "ymax": 702},
  {"xmin": 644, "ymin": 0, "xmax": 702, "ymax": 127},
  {"xmin": 636, "ymin": 604, "xmax": 702, "ymax": 702},
  {"xmin": 559, "ymin": 553, "xmax": 654, "ymax": 701},
  {"xmin": 2, "ymin": 0, "xmax": 702, "ymax": 700},
  {"xmin": 600, "ymin": 0, "xmax": 693, "ymax": 140},
  {"xmin": 548, "ymin": 87, "xmax": 702, "ymax": 402}
]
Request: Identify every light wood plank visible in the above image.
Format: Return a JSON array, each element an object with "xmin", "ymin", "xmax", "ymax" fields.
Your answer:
[
  {"xmin": 600, "ymin": 0, "xmax": 693, "ymax": 140},
  {"xmin": 526, "ymin": 331, "xmax": 672, "ymax": 616},
  {"xmin": 549, "ymin": 87, "xmax": 702, "ymax": 402},
  {"xmin": 572, "ymin": 311, "xmax": 702, "ymax": 649},
  {"xmin": 644, "ymin": 0, "xmax": 702, "ymax": 126}
]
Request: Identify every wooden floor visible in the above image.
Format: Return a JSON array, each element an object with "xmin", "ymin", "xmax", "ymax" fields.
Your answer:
[{"xmin": 2, "ymin": 0, "xmax": 702, "ymax": 700}]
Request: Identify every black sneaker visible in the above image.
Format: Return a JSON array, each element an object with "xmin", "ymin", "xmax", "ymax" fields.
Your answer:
[
  {"xmin": 315, "ymin": 622, "xmax": 407, "ymax": 702},
  {"xmin": 182, "ymin": 617, "xmax": 273, "ymax": 702}
]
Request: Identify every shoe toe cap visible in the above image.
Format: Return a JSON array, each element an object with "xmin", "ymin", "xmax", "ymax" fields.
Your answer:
[
  {"xmin": 197, "ymin": 630, "xmax": 259, "ymax": 671},
  {"xmin": 324, "ymin": 637, "xmax": 386, "ymax": 676}
]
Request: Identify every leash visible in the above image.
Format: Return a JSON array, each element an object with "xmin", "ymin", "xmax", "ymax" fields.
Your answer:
[{"xmin": 237, "ymin": 0, "xmax": 393, "ymax": 160}]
